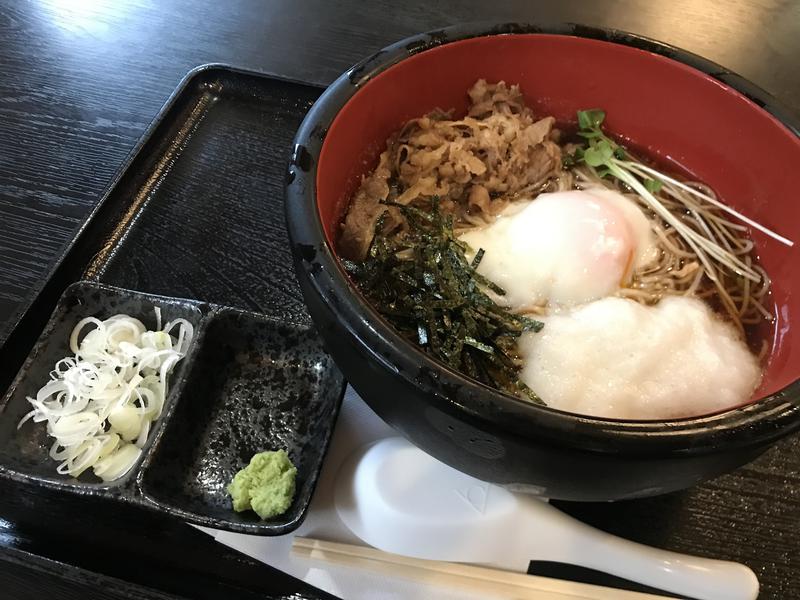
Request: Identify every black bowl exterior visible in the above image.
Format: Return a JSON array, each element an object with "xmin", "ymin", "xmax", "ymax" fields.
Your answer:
[
  {"xmin": 285, "ymin": 22, "xmax": 800, "ymax": 500},
  {"xmin": 294, "ymin": 266, "xmax": 772, "ymax": 501}
]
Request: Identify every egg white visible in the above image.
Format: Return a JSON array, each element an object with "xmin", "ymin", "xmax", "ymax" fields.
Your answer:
[{"xmin": 458, "ymin": 189, "xmax": 656, "ymax": 309}]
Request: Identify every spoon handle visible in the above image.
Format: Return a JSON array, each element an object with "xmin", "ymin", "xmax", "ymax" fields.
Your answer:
[{"xmin": 493, "ymin": 498, "xmax": 758, "ymax": 600}]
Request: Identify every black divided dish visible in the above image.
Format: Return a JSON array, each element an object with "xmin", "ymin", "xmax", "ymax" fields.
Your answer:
[{"xmin": 0, "ymin": 66, "xmax": 345, "ymax": 536}]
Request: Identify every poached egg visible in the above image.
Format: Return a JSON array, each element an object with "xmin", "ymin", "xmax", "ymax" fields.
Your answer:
[{"xmin": 458, "ymin": 188, "xmax": 657, "ymax": 309}]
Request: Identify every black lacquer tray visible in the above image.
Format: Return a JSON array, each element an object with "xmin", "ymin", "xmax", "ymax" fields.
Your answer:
[{"xmin": 0, "ymin": 66, "xmax": 344, "ymax": 537}]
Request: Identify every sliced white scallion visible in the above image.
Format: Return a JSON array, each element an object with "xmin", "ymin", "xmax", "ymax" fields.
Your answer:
[
  {"xmin": 93, "ymin": 442, "xmax": 142, "ymax": 481},
  {"xmin": 19, "ymin": 311, "xmax": 193, "ymax": 482}
]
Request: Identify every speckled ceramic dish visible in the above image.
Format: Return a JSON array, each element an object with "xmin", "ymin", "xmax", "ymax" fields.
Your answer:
[
  {"xmin": 140, "ymin": 308, "xmax": 344, "ymax": 535},
  {"xmin": 0, "ymin": 281, "xmax": 345, "ymax": 534},
  {"xmin": 285, "ymin": 22, "xmax": 800, "ymax": 501}
]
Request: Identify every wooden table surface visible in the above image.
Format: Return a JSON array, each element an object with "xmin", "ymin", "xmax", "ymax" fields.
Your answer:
[{"xmin": 1, "ymin": 1, "xmax": 798, "ymax": 598}]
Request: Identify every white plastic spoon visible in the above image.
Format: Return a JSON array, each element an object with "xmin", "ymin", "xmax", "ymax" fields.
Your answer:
[{"xmin": 334, "ymin": 437, "xmax": 759, "ymax": 600}]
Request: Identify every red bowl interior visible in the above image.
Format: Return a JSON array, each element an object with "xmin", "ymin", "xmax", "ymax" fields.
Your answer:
[{"xmin": 317, "ymin": 33, "xmax": 800, "ymax": 401}]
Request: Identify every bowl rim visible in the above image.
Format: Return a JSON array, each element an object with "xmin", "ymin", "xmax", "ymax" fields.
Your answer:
[{"xmin": 285, "ymin": 21, "xmax": 800, "ymax": 456}]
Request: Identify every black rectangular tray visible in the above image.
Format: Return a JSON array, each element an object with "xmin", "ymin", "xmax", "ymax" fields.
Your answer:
[
  {"xmin": 2, "ymin": 63, "xmax": 794, "ymax": 600},
  {"xmin": 0, "ymin": 66, "xmax": 345, "ymax": 536}
]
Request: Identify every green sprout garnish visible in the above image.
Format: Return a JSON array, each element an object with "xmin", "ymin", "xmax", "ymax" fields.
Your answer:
[{"xmin": 571, "ymin": 108, "xmax": 787, "ymax": 287}]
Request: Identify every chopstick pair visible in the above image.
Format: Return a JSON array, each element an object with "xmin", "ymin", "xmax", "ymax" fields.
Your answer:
[{"xmin": 291, "ymin": 537, "xmax": 674, "ymax": 600}]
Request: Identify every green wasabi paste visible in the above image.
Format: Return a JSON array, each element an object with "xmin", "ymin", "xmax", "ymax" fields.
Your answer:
[{"xmin": 227, "ymin": 450, "xmax": 296, "ymax": 519}]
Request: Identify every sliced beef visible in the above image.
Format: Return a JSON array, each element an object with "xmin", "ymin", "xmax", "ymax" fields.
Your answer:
[{"xmin": 339, "ymin": 80, "xmax": 563, "ymax": 260}]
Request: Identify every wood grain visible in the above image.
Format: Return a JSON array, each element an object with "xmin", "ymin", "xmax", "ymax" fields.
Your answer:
[
  {"xmin": 0, "ymin": 550, "xmax": 186, "ymax": 600},
  {"xmin": 0, "ymin": 477, "xmax": 337, "ymax": 600},
  {"xmin": 0, "ymin": 1, "xmax": 798, "ymax": 598},
  {"xmin": 1, "ymin": 0, "xmax": 799, "ymax": 340}
]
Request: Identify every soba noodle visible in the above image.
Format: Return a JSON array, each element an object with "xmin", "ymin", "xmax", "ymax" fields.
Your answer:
[{"xmin": 570, "ymin": 165, "xmax": 771, "ymax": 335}]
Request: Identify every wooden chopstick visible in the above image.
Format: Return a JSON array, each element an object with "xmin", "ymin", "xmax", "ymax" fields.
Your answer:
[{"xmin": 291, "ymin": 537, "xmax": 674, "ymax": 600}]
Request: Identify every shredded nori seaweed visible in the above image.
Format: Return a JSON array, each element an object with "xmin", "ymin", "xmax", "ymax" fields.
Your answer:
[{"xmin": 343, "ymin": 198, "xmax": 544, "ymax": 404}]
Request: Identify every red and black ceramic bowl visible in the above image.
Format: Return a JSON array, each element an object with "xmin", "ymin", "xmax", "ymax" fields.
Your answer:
[{"xmin": 285, "ymin": 23, "xmax": 800, "ymax": 501}]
